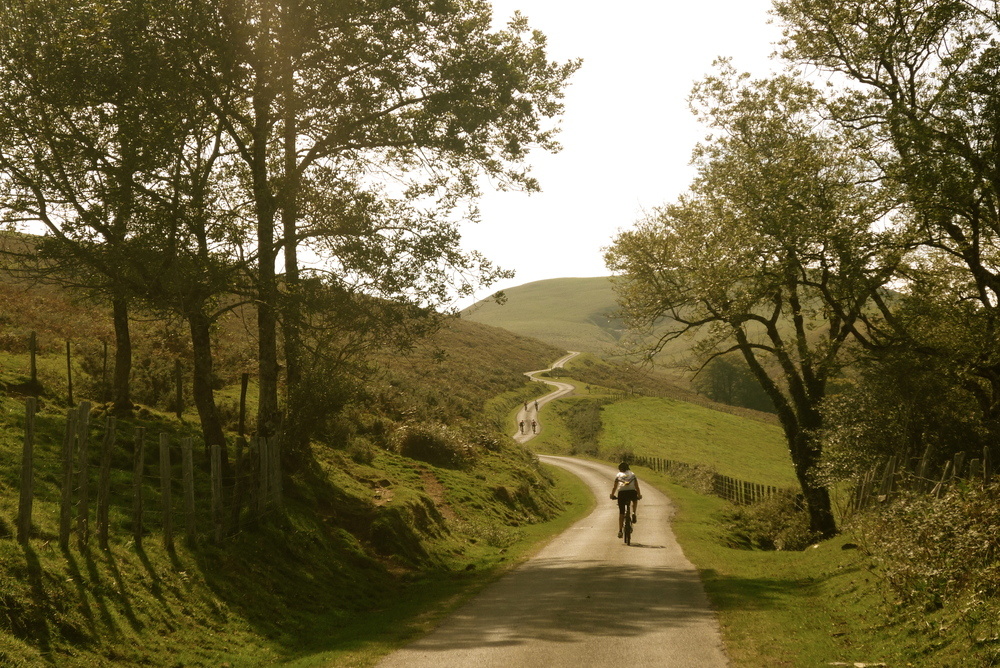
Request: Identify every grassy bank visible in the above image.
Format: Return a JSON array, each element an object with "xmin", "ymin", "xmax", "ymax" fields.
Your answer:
[{"xmin": 279, "ymin": 462, "xmax": 594, "ymax": 668}]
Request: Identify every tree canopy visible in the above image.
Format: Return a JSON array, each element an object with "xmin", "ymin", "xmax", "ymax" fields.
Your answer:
[{"xmin": 607, "ymin": 67, "xmax": 908, "ymax": 536}]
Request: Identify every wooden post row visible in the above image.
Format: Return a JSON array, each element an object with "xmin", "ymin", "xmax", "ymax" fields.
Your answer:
[
  {"xmin": 29, "ymin": 332, "xmax": 37, "ymax": 387},
  {"xmin": 231, "ymin": 436, "xmax": 246, "ymax": 531},
  {"xmin": 182, "ymin": 437, "xmax": 196, "ymax": 547},
  {"xmin": 59, "ymin": 408, "xmax": 78, "ymax": 550},
  {"xmin": 75, "ymin": 402, "xmax": 91, "ymax": 548}
]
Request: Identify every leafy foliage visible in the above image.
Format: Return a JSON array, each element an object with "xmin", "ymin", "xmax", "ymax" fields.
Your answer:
[
  {"xmin": 391, "ymin": 422, "xmax": 477, "ymax": 469},
  {"xmin": 693, "ymin": 355, "xmax": 775, "ymax": 413},
  {"xmin": 853, "ymin": 484, "xmax": 1000, "ymax": 658},
  {"xmin": 720, "ymin": 491, "xmax": 819, "ymax": 551},
  {"xmin": 606, "ymin": 67, "xmax": 905, "ymax": 536}
]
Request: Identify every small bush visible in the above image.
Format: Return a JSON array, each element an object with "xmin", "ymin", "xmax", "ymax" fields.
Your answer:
[
  {"xmin": 854, "ymin": 483, "xmax": 1000, "ymax": 612},
  {"xmin": 347, "ymin": 437, "xmax": 377, "ymax": 465},
  {"xmin": 721, "ymin": 491, "xmax": 819, "ymax": 551},
  {"xmin": 392, "ymin": 423, "xmax": 476, "ymax": 469},
  {"xmin": 464, "ymin": 520, "xmax": 522, "ymax": 548}
]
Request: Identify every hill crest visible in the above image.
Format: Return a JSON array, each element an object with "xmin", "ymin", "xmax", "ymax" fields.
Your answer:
[{"xmin": 462, "ymin": 276, "xmax": 623, "ymax": 354}]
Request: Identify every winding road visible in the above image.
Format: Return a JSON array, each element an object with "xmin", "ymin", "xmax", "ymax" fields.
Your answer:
[
  {"xmin": 375, "ymin": 355, "xmax": 729, "ymax": 667},
  {"xmin": 513, "ymin": 351, "xmax": 579, "ymax": 442}
]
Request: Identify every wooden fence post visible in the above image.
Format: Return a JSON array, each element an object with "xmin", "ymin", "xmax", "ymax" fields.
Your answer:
[
  {"xmin": 230, "ymin": 436, "xmax": 246, "ymax": 532},
  {"xmin": 877, "ymin": 456, "xmax": 897, "ymax": 501},
  {"xmin": 160, "ymin": 434, "xmax": 173, "ymax": 550},
  {"xmin": 915, "ymin": 443, "xmax": 934, "ymax": 494},
  {"xmin": 182, "ymin": 437, "xmax": 196, "ymax": 546},
  {"xmin": 174, "ymin": 361, "xmax": 183, "ymax": 420},
  {"xmin": 952, "ymin": 451, "xmax": 967, "ymax": 481},
  {"xmin": 59, "ymin": 408, "xmax": 78, "ymax": 550},
  {"xmin": 968, "ymin": 459, "xmax": 982, "ymax": 488},
  {"xmin": 212, "ymin": 443, "xmax": 223, "ymax": 543},
  {"xmin": 75, "ymin": 402, "xmax": 91, "ymax": 548},
  {"xmin": 238, "ymin": 373, "xmax": 249, "ymax": 440},
  {"xmin": 97, "ymin": 416, "xmax": 117, "ymax": 549},
  {"xmin": 17, "ymin": 397, "xmax": 37, "ymax": 542},
  {"xmin": 29, "ymin": 332, "xmax": 37, "ymax": 388},
  {"xmin": 132, "ymin": 427, "xmax": 145, "ymax": 546},
  {"xmin": 933, "ymin": 461, "xmax": 953, "ymax": 498},
  {"xmin": 258, "ymin": 437, "xmax": 269, "ymax": 514},
  {"xmin": 66, "ymin": 341, "xmax": 74, "ymax": 406}
]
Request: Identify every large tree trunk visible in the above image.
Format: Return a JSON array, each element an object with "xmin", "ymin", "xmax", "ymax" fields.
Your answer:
[
  {"xmin": 187, "ymin": 308, "xmax": 228, "ymax": 464},
  {"xmin": 111, "ymin": 295, "xmax": 133, "ymax": 414},
  {"xmin": 278, "ymin": 36, "xmax": 309, "ymax": 469},
  {"xmin": 738, "ymin": 331, "xmax": 838, "ymax": 538},
  {"xmin": 251, "ymin": 4, "xmax": 281, "ymax": 439},
  {"xmin": 789, "ymin": 430, "xmax": 837, "ymax": 538}
]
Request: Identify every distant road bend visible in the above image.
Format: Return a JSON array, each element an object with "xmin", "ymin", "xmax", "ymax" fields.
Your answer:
[
  {"xmin": 377, "ymin": 374, "xmax": 730, "ymax": 667},
  {"xmin": 513, "ymin": 351, "xmax": 579, "ymax": 443}
]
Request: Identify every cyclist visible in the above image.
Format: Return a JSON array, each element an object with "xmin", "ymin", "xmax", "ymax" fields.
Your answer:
[{"xmin": 610, "ymin": 461, "xmax": 642, "ymax": 538}]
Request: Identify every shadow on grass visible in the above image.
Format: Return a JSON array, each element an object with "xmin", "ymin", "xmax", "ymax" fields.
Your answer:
[
  {"xmin": 19, "ymin": 544, "xmax": 52, "ymax": 655},
  {"xmin": 698, "ymin": 567, "xmax": 824, "ymax": 611}
]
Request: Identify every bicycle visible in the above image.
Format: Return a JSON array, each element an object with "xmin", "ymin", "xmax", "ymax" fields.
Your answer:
[{"xmin": 612, "ymin": 494, "xmax": 634, "ymax": 545}]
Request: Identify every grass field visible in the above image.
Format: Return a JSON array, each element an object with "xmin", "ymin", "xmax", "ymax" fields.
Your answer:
[
  {"xmin": 462, "ymin": 277, "xmax": 621, "ymax": 354},
  {"xmin": 529, "ymin": 390, "xmax": 793, "ymax": 488},
  {"xmin": 645, "ymin": 473, "xmax": 894, "ymax": 667},
  {"xmin": 600, "ymin": 397, "xmax": 795, "ymax": 487}
]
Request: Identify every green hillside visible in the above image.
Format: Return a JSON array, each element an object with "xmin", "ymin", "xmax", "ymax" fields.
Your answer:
[
  {"xmin": 462, "ymin": 277, "xmax": 623, "ymax": 354},
  {"xmin": 461, "ymin": 276, "xmax": 700, "ymax": 373},
  {"xmin": 0, "ymin": 270, "xmax": 588, "ymax": 667}
]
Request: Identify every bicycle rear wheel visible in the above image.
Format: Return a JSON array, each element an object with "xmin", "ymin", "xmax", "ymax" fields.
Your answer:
[{"xmin": 623, "ymin": 515, "xmax": 632, "ymax": 545}]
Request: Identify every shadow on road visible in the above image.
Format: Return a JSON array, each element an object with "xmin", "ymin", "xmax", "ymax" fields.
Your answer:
[{"xmin": 409, "ymin": 558, "xmax": 715, "ymax": 651}]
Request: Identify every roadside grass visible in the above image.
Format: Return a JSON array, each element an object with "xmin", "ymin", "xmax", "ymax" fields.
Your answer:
[
  {"xmin": 629, "ymin": 465, "xmax": 905, "ymax": 667},
  {"xmin": 277, "ymin": 462, "xmax": 594, "ymax": 668},
  {"xmin": 0, "ymin": 294, "xmax": 583, "ymax": 668}
]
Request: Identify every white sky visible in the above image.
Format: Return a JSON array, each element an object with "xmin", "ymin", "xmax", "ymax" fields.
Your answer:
[{"xmin": 457, "ymin": 0, "xmax": 785, "ymax": 307}]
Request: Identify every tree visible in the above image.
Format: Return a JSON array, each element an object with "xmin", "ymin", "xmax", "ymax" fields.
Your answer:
[
  {"xmin": 694, "ymin": 355, "xmax": 775, "ymax": 412},
  {"xmin": 0, "ymin": 0, "xmax": 194, "ymax": 413},
  {"xmin": 775, "ymin": 0, "xmax": 1000, "ymax": 428},
  {"xmin": 173, "ymin": 0, "xmax": 579, "ymax": 455},
  {"xmin": 606, "ymin": 69, "xmax": 905, "ymax": 537},
  {"xmin": 0, "ymin": 1, "xmax": 249, "ymax": 457}
]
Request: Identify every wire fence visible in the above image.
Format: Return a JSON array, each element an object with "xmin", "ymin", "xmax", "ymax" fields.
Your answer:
[
  {"xmin": 850, "ymin": 445, "xmax": 996, "ymax": 513},
  {"xmin": 629, "ymin": 453, "xmax": 790, "ymax": 505}
]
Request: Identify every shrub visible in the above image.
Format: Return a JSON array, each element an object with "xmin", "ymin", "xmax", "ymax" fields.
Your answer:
[
  {"xmin": 464, "ymin": 520, "xmax": 522, "ymax": 548},
  {"xmin": 854, "ymin": 484, "xmax": 1000, "ymax": 612},
  {"xmin": 721, "ymin": 490, "xmax": 819, "ymax": 551},
  {"xmin": 347, "ymin": 436, "xmax": 377, "ymax": 465},
  {"xmin": 391, "ymin": 422, "xmax": 476, "ymax": 469}
]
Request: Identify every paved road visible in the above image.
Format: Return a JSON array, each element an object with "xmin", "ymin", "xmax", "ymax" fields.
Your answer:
[
  {"xmin": 376, "ymin": 456, "xmax": 729, "ymax": 668},
  {"xmin": 514, "ymin": 351, "xmax": 579, "ymax": 442}
]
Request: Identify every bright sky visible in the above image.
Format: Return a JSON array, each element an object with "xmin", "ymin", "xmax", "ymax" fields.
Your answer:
[{"xmin": 457, "ymin": 0, "xmax": 784, "ymax": 307}]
